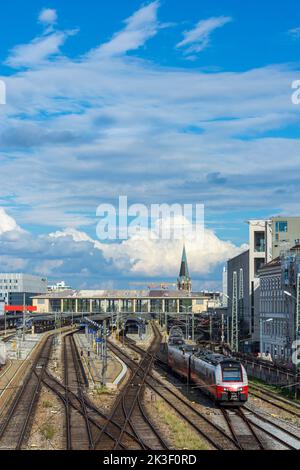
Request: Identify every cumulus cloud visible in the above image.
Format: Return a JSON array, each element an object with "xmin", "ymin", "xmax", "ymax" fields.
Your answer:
[
  {"xmin": 176, "ymin": 16, "xmax": 232, "ymax": 54},
  {"xmin": 49, "ymin": 215, "xmax": 247, "ymax": 278},
  {"xmin": 0, "ymin": 209, "xmax": 111, "ymax": 284},
  {"xmin": 38, "ymin": 8, "xmax": 58, "ymax": 26},
  {"xmin": 0, "ymin": 208, "xmax": 23, "ymax": 234},
  {"xmin": 0, "ymin": 208, "xmax": 245, "ymax": 288},
  {"xmin": 100, "ymin": 229, "xmax": 247, "ymax": 277}
]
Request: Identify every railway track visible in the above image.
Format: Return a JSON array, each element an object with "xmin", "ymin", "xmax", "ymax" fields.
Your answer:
[
  {"xmin": 42, "ymin": 369, "xmax": 139, "ymax": 449},
  {"xmin": 220, "ymin": 407, "xmax": 265, "ymax": 450},
  {"xmin": 243, "ymin": 405, "xmax": 300, "ymax": 449},
  {"xmin": 94, "ymin": 326, "xmax": 169, "ymax": 450},
  {"xmin": 0, "ymin": 335, "xmax": 53, "ymax": 450},
  {"xmin": 63, "ymin": 332, "xmax": 95, "ymax": 450},
  {"xmin": 36, "ymin": 330, "xmax": 158, "ymax": 450},
  {"xmin": 249, "ymin": 383, "xmax": 300, "ymax": 418},
  {"xmin": 1, "ymin": 333, "xmax": 16, "ymax": 343},
  {"xmin": 122, "ymin": 325, "xmax": 300, "ymax": 450},
  {"xmin": 109, "ymin": 328, "xmax": 240, "ymax": 450}
]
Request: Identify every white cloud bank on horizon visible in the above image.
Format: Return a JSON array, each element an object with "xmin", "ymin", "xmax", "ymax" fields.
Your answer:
[
  {"xmin": 49, "ymin": 213, "xmax": 247, "ymax": 277},
  {"xmin": 0, "ymin": 208, "xmax": 247, "ymax": 283}
]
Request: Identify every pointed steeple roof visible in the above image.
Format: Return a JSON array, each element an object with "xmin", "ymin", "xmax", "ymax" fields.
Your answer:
[{"xmin": 179, "ymin": 244, "xmax": 190, "ymax": 279}]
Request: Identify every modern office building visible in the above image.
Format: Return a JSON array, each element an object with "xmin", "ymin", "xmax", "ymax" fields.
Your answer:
[
  {"xmin": 267, "ymin": 217, "xmax": 300, "ymax": 259},
  {"xmin": 227, "ymin": 216, "xmax": 300, "ymax": 352},
  {"xmin": 0, "ymin": 273, "xmax": 47, "ymax": 306},
  {"xmin": 227, "ymin": 220, "xmax": 268, "ymax": 351}
]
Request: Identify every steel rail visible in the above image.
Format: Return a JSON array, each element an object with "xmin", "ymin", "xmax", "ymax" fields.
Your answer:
[
  {"xmin": 0, "ymin": 335, "xmax": 53, "ymax": 449},
  {"xmin": 108, "ymin": 339, "xmax": 238, "ymax": 450}
]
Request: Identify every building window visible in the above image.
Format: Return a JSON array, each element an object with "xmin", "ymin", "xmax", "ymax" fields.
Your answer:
[
  {"xmin": 254, "ymin": 258, "xmax": 265, "ymax": 276},
  {"xmin": 275, "ymin": 221, "xmax": 288, "ymax": 233},
  {"xmin": 254, "ymin": 231, "xmax": 265, "ymax": 252}
]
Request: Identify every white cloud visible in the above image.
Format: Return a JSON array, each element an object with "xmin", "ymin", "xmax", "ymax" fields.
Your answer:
[
  {"xmin": 0, "ymin": 208, "xmax": 23, "ymax": 234},
  {"xmin": 0, "ymin": 255, "xmax": 28, "ymax": 271},
  {"xmin": 49, "ymin": 216, "xmax": 246, "ymax": 278},
  {"xmin": 6, "ymin": 7, "xmax": 77, "ymax": 68},
  {"xmin": 0, "ymin": 2, "xmax": 300, "ymax": 288},
  {"xmin": 35, "ymin": 259, "xmax": 63, "ymax": 275},
  {"xmin": 98, "ymin": 228, "xmax": 247, "ymax": 277},
  {"xmin": 6, "ymin": 32, "xmax": 69, "ymax": 68},
  {"xmin": 38, "ymin": 8, "xmax": 58, "ymax": 26},
  {"xmin": 91, "ymin": 1, "xmax": 161, "ymax": 57},
  {"xmin": 176, "ymin": 16, "xmax": 232, "ymax": 54},
  {"xmin": 50, "ymin": 227, "xmax": 95, "ymax": 243}
]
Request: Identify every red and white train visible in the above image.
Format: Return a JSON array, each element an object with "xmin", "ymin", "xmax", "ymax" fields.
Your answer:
[{"xmin": 167, "ymin": 340, "xmax": 248, "ymax": 406}]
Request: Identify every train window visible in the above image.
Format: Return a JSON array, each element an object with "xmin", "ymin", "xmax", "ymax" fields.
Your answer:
[{"xmin": 222, "ymin": 363, "xmax": 242, "ymax": 381}]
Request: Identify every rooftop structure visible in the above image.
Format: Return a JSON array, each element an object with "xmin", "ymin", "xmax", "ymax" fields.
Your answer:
[
  {"xmin": 48, "ymin": 281, "xmax": 72, "ymax": 292},
  {"xmin": 177, "ymin": 245, "xmax": 192, "ymax": 292}
]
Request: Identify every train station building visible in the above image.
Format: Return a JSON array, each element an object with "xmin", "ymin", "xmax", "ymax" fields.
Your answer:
[{"xmin": 32, "ymin": 247, "xmax": 221, "ymax": 315}]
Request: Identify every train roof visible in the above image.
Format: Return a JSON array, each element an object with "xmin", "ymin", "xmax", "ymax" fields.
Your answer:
[
  {"xmin": 168, "ymin": 342, "xmax": 196, "ymax": 352},
  {"xmin": 194, "ymin": 350, "xmax": 238, "ymax": 366}
]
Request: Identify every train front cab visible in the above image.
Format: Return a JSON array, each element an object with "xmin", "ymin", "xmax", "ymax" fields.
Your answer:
[{"xmin": 216, "ymin": 360, "xmax": 248, "ymax": 406}]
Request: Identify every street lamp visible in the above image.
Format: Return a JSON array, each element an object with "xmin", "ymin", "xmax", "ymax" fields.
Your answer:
[{"xmin": 259, "ymin": 317, "xmax": 273, "ymax": 357}]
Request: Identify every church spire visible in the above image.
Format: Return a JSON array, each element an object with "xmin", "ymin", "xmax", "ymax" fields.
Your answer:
[{"xmin": 177, "ymin": 244, "xmax": 192, "ymax": 292}]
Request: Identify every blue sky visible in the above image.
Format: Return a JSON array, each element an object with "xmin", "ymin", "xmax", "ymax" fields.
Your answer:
[{"xmin": 0, "ymin": 0, "xmax": 300, "ymax": 289}]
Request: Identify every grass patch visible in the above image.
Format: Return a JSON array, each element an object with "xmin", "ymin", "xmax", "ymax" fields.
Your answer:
[
  {"xmin": 40, "ymin": 423, "xmax": 55, "ymax": 441},
  {"xmin": 95, "ymin": 385, "xmax": 112, "ymax": 395},
  {"xmin": 249, "ymin": 377, "xmax": 300, "ymax": 403},
  {"xmin": 42, "ymin": 400, "xmax": 53, "ymax": 409},
  {"xmin": 152, "ymin": 399, "xmax": 210, "ymax": 450}
]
